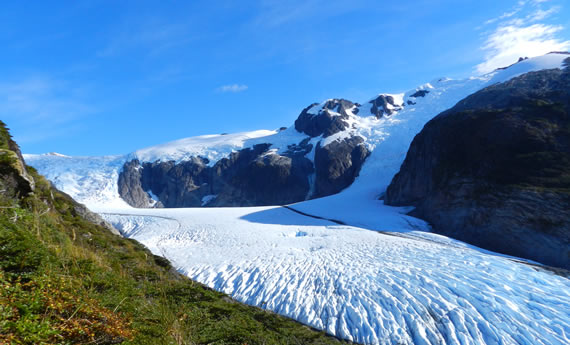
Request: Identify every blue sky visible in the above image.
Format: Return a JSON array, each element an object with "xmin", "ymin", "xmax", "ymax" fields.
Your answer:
[{"xmin": 2, "ymin": 0, "xmax": 569, "ymax": 156}]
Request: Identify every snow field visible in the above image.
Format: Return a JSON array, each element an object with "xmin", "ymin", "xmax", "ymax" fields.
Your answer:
[{"xmin": 100, "ymin": 206, "xmax": 570, "ymax": 345}]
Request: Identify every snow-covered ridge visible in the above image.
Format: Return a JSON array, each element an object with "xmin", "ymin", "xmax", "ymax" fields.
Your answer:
[
  {"xmin": 132, "ymin": 129, "xmax": 277, "ymax": 165},
  {"xmin": 45, "ymin": 152, "xmax": 70, "ymax": 158}
]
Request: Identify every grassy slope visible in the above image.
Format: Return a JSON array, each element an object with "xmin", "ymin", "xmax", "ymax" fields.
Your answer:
[{"xmin": 0, "ymin": 122, "xmax": 346, "ymax": 344}]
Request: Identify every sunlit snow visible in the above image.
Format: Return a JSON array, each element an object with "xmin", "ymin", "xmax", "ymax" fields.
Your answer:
[{"xmin": 97, "ymin": 206, "xmax": 570, "ymax": 345}]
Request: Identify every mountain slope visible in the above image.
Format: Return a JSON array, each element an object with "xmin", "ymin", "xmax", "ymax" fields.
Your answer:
[
  {"xmin": 0, "ymin": 121, "xmax": 347, "ymax": 344},
  {"xmin": 291, "ymin": 53, "xmax": 570, "ymax": 230},
  {"xmin": 385, "ymin": 60, "xmax": 570, "ymax": 268}
]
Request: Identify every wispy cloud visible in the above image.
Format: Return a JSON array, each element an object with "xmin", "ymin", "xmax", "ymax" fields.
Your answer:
[
  {"xmin": 216, "ymin": 84, "xmax": 248, "ymax": 93},
  {"xmin": 0, "ymin": 78, "xmax": 93, "ymax": 145},
  {"xmin": 526, "ymin": 6, "xmax": 561, "ymax": 22},
  {"xmin": 251, "ymin": 0, "xmax": 365, "ymax": 28},
  {"xmin": 476, "ymin": 0, "xmax": 569, "ymax": 74},
  {"xmin": 97, "ymin": 20, "xmax": 198, "ymax": 58}
]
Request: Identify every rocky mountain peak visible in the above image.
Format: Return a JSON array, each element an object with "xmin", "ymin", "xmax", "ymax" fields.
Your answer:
[
  {"xmin": 294, "ymin": 98, "xmax": 358, "ymax": 138},
  {"xmin": 369, "ymin": 94, "xmax": 404, "ymax": 118}
]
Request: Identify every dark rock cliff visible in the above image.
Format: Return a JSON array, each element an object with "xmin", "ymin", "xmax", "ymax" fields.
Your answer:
[
  {"xmin": 119, "ymin": 143, "xmax": 316, "ymax": 208},
  {"xmin": 119, "ymin": 138, "xmax": 369, "ymax": 208},
  {"xmin": 314, "ymin": 137, "xmax": 370, "ymax": 196},
  {"xmin": 118, "ymin": 137, "xmax": 369, "ymax": 207},
  {"xmin": 385, "ymin": 62, "xmax": 570, "ymax": 269}
]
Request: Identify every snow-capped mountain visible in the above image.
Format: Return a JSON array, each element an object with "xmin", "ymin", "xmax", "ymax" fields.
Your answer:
[
  {"xmin": 26, "ymin": 53, "xmax": 568, "ymax": 211},
  {"xmin": 24, "ymin": 53, "xmax": 570, "ymax": 345}
]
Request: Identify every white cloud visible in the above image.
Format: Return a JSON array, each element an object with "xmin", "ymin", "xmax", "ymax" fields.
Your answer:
[
  {"xmin": 217, "ymin": 84, "xmax": 248, "ymax": 93},
  {"xmin": 484, "ymin": 9, "xmax": 521, "ymax": 25},
  {"xmin": 525, "ymin": 7, "xmax": 560, "ymax": 22},
  {"xmin": 476, "ymin": 1, "xmax": 569, "ymax": 74}
]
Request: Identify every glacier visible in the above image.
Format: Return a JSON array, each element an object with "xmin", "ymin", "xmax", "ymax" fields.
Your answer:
[{"xmin": 98, "ymin": 206, "xmax": 570, "ymax": 345}]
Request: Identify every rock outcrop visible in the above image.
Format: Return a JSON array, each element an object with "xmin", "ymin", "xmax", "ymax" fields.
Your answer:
[
  {"xmin": 294, "ymin": 99, "xmax": 358, "ymax": 137},
  {"xmin": 118, "ymin": 96, "xmax": 376, "ymax": 208},
  {"xmin": 314, "ymin": 137, "xmax": 369, "ymax": 197},
  {"xmin": 369, "ymin": 94, "xmax": 403, "ymax": 118},
  {"xmin": 385, "ymin": 63, "xmax": 570, "ymax": 269},
  {"xmin": 119, "ymin": 144, "xmax": 316, "ymax": 207},
  {"xmin": 119, "ymin": 136, "xmax": 369, "ymax": 208}
]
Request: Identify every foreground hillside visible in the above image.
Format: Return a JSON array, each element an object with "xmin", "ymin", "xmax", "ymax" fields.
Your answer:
[{"xmin": 0, "ymin": 121, "xmax": 345, "ymax": 344}]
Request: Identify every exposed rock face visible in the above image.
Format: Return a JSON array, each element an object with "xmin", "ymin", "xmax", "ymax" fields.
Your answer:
[
  {"xmin": 409, "ymin": 90, "xmax": 430, "ymax": 98},
  {"xmin": 118, "ymin": 159, "xmax": 153, "ymax": 208},
  {"xmin": 119, "ymin": 136, "xmax": 370, "ymax": 208},
  {"xmin": 294, "ymin": 99, "xmax": 358, "ymax": 137},
  {"xmin": 406, "ymin": 89, "xmax": 430, "ymax": 106},
  {"xmin": 118, "ymin": 96, "xmax": 375, "ymax": 208},
  {"xmin": 142, "ymin": 156, "xmax": 209, "ymax": 208},
  {"xmin": 314, "ymin": 137, "xmax": 370, "ymax": 196},
  {"xmin": 210, "ymin": 145, "xmax": 314, "ymax": 207},
  {"xmin": 369, "ymin": 94, "xmax": 403, "ymax": 118},
  {"xmin": 118, "ymin": 97, "xmax": 372, "ymax": 208},
  {"xmin": 385, "ymin": 65, "xmax": 570, "ymax": 268},
  {"xmin": 119, "ymin": 144, "xmax": 316, "ymax": 207}
]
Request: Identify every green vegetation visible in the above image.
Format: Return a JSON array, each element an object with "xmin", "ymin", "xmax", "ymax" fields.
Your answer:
[
  {"xmin": 0, "ymin": 123, "xmax": 344, "ymax": 344},
  {"xmin": 0, "ymin": 120, "xmax": 13, "ymax": 150}
]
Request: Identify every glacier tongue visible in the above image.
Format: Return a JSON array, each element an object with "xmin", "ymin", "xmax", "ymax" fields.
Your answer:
[
  {"xmin": 101, "ymin": 206, "xmax": 570, "ymax": 345},
  {"xmin": 23, "ymin": 154, "xmax": 132, "ymax": 209}
]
